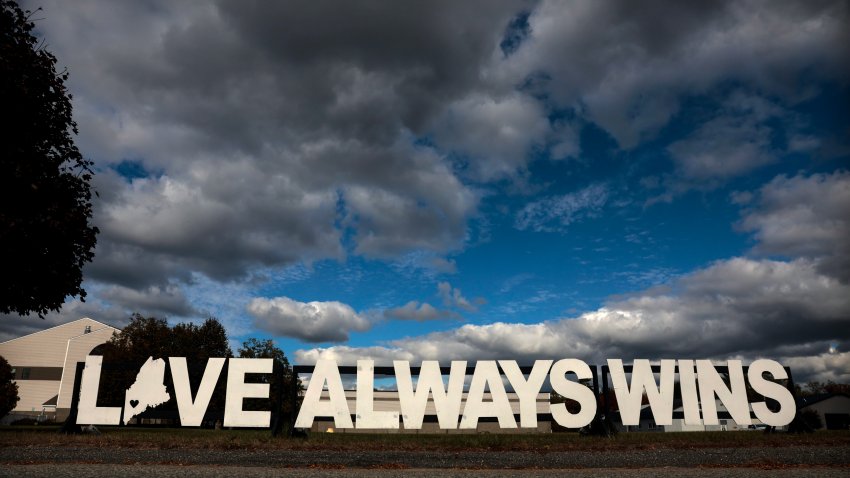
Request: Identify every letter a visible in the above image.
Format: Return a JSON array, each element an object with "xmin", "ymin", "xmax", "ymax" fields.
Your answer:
[{"xmin": 295, "ymin": 359, "xmax": 353, "ymax": 429}]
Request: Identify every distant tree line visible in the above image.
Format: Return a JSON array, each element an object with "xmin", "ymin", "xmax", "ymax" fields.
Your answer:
[{"xmin": 798, "ymin": 380, "xmax": 850, "ymax": 397}]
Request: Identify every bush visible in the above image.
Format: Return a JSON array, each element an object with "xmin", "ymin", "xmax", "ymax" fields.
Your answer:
[
  {"xmin": 0, "ymin": 355, "xmax": 20, "ymax": 418},
  {"xmin": 800, "ymin": 409, "xmax": 823, "ymax": 430}
]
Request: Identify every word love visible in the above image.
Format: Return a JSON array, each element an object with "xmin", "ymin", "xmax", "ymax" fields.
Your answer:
[
  {"xmin": 77, "ymin": 356, "xmax": 274, "ymax": 427},
  {"xmin": 295, "ymin": 359, "xmax": 796, "ymax": 430}
]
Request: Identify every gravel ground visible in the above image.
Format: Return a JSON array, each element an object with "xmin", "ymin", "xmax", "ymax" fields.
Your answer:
[
  {"xmin": 2, "ymin": 465, "xmax": 850, "ymax": 478},
  {"xmin": 0, "ymin": 445, "xmax": 847, "ymax": 470}
]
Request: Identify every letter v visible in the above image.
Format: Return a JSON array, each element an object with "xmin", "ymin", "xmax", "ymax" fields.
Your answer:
[{"xmin": 169, "ymin": 357, "xmax": 226, "ymax": 426}]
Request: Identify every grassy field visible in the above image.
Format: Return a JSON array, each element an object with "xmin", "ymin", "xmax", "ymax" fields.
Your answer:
[{"xmin": 1, "ymin": 426, "xmax": 848, "ymax": 451}]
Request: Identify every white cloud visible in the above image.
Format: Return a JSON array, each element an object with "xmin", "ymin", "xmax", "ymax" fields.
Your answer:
[
  {"xmin": 96, "ymin": 169, "xmax": 342, "ymax": 282},
  {"xmin": 296, "ymin": 345, "xmax": 414, "ymax": 366},
  {"xmin": 667, "ymin": 115, "xmax": 773, "ymax": 181},
  {"xmin": 247, "ymin": 297, "xmax": 370, "ymax": 343},
  {"xmin": 384, "ymin": 301, "xmax": 459, "ymax": 322},
  {"xmin": 296, "ymin": 257, "xmax": 850, "ymax": 381},
  {"xmin": 432, "ymin": 92, "xmax": 550, "ymax": 182},
  {"xmin": 515, "ymin": 184, "xmax": 609, "ymax": 232},
  {"xmin": 782, "ymin": 352, "xmax": 850, "ymax": 384},
  {"xmin": 437, "ymin": 282, "xmax": 485, "ymax": 313}
]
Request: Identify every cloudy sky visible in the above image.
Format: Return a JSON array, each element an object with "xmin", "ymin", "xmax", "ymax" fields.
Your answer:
[{"xmin": 5, "ymin": 0, "xmax": 849, "ymax": 383}]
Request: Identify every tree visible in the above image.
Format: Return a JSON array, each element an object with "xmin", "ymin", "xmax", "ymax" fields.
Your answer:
[
  {"xmin": 1, "ymin": 0, "xmax": 98, "ymax": 318},
  {"xmin": 94, "ymin": 315, "xmax": 233, "ymax": 422},
  {"xmin": 800, "ymin": 409, "xmax": 823, "ymax": 430},
  {"xmin": 801, "ymin": 380, "xmax": 850, "ymax": 397},
  {"xmin": 238, "ymin": 338, "xmax": 290, "ymax": 366},
  {"xmin": 102, "ymin": 315, "xmax": 171, "ymax": 364},
  {"xmin": 805, "ymin": 380, "xmax": 826, "ymax": 396},
  {"xmin": 0, "ymin": 355, "xmax": 20, "ymax": 418},
  {"xmin": 103, "ymin": 315, "xmax": 232, "ymax": 363}
]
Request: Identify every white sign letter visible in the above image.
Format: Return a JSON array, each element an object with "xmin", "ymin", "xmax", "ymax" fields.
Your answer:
[
  {"xmin": 170, "ymin": 357, "xmax": 225, "ymax": 427},
  {"xmin": 294, "ymin": 359, "xmax": 353, "ymax": 429},
  {"xmin": 678, "ymin": 360, "xmax": 702, "ymax": 425},
  {"xmin": 460, "ymin": 361, "xmax": 516, "ymax": 429},
  {"xmin": 748, "ymin": 359, "xmax": 796, "ymax": 426},
  {"xmin": 77, "ymin": 355, "xmax": 121, "ymax": 425},
  {"xmin": 609, "ymin": 359, "xmax": 676, "ymax": 426},
  {"xmin": 549, "ymin": 359, "xmax": 596, "ymax": 429},
  {"xmin": 356, "ymin": 360, "xmax": 398, "ymax": 428},
  {"xmin": 697, "ymin": 360, "xmax": 751, "ymax": 426},
  {"xmin": 500, "ymin": 360, "xmax": 551, "ymax": 428},
  {"xmin": 396, "ymin": 360, "xmax": 465, "ymax": 429},
  {"xmin": 224, "ymin": 357, "xmax": 272, "ymax": 427}
]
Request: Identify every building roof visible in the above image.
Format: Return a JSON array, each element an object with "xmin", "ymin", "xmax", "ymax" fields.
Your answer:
[
  {"xmin": 0, "ymin": 317, "xmax": 119, "ymax": 345},
  {"xmin": 797, "ymin": 393, "xmax": 850, "ymax": 408}
]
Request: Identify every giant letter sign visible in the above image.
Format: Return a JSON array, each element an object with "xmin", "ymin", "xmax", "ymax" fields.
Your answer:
[{"xmin": 77, "ymin": 357, "xmax": 798, "ymax": 431}]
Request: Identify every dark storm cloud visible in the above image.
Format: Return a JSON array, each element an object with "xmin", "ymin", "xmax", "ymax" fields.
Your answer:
[
  {"xmin": 97, "ymin": 284, "xmax": 197, "ymax": 318},
  {"xmin": 738, "ymin": 171, "xmax": 850, "ymax": 282},
  {"xmin": 84, "ymin": 0, "xmax": 528, "ymax": 155},
  {"xmin": 26, "ymin": 0, "xmax": 846, "ymax": 294},
  {"xmin": 7, "ymin": 0, "xmax": 848, "ymax": 358},
  {"xmin": 505, "ymin": 0, "xmax": 849, "ymax": 148},
  {"xmin": 21, "ymin": 0, "xmax": 527, "ymax": 293},
  {"xmin": 0, "ymin": 280, "xmax": 198, "ymax": 342}
]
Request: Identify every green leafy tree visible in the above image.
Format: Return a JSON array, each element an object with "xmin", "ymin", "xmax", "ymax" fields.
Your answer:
[
  {"xmin": 1, "ymin": 0, "xmax": 98, "ymax": 318},
  {"xmin": 102, "ymin": 315, "xmax": 232, "ymax": 360},
  {"xmin": 0, "ymin": 355, "xmax": 20, "ymax": 418},
  {"xmin": 103, "ymin": 315, "xmax": 171, "ymax": 364},
  {"xmin": 238, "ymin": 338, "xmax": 290, "ymax": 365}
]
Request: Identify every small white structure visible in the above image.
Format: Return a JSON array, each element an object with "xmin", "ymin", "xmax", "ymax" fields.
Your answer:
[
  {"xmin": 613, "ymin": 400, "xmax": 765, "ymax": 432},
  {"xmin": 799, "ymin": 394, "xmax": 850, "ymax": 430},
  {"xmin": 0, "ymin": 318, "xmax": 118, "ymax": 423}
]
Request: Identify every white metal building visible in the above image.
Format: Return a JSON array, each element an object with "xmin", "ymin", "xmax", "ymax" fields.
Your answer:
[
  {"xmin": 613, "ymin": 400, "xmax": 766, "ymax": 432},
  {"xmin": 0, "ymin": 317, "xmax": 118, "ymax": 422},
  {"xmin": 663, "ymin": 400, "xmax": 762, "ymax": 432},
  {"xmin": 308, "ymin": 390, "xmax": 553, "ymax": 434}
]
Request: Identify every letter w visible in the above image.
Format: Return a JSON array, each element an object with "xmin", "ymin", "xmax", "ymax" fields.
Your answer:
[{"xmin": 395, "ymin": 360, "xmax": 465, "ymax": 429}]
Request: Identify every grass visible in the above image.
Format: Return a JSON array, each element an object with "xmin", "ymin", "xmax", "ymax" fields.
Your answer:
[{"xmin": 1, "ymin": 426, "xmax": 849, "ymax": 452}]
